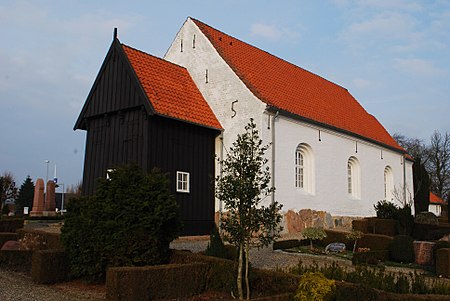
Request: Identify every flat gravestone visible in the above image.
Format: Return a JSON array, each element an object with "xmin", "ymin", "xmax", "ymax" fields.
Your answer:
[
  {"xmin": 1, "ymin": 240, "xmax": 21, "ymax": 250},
  {"xmin": 325, "ymin": 243, "xmax": 346, "ymax": 253}
]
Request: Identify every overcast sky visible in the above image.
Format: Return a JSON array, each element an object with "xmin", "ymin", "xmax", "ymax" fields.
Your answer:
[{"xmin": 1, "ymin": 0, "xmax": 449, "ymax": 189}]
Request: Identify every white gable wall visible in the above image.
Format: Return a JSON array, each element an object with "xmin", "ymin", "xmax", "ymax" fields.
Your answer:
[
  {"xmin": 165, "ymin": 18, "xmax": 414, "ymax": 217},
  {"xmin": 164, "ymin": 18, "xmax": 270, "ymax": 209}
]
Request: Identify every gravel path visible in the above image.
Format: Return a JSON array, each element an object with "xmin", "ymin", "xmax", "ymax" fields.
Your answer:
[{"xmin": 0, "ymin": 270, "xmax": 105, "ymax": 301}]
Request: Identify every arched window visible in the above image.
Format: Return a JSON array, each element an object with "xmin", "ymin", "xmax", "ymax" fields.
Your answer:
[
  {"xmin": 384, "ymin": 166, "xmax": 394, "ymax": 201},
  {"xmin": 347, "ymin": 157, "xmax": 361, "ymax": 199},
  {"xmin": 295, "ymin": 144, "xmax": 314, "ymax": 193}
]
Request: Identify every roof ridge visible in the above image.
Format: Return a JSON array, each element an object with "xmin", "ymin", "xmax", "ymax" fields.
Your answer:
[
  {"xmin": 121, "ymin": 43, "xmax": 189, "ymax": 72},
  {"xmin": 190, "ymin": 17, "xmax": 349, "ymax": 93}
]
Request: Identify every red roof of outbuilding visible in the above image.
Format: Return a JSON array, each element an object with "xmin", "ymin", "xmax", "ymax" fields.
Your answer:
[
  {"xmin": 191, "ymin": 18, "xmax": 403, "ymax": 151},
  {"xmin": 122, "ymin": 44, "xmax": 222, "ymax": 130},
  {"xmin": 430, "ymin": 192, "xmax": 445, "ymax": 205}
]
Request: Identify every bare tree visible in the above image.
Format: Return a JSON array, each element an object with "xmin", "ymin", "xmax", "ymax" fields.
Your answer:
[
  {"xmin": 0, "ymin": 171, "xmax": 18, "ymax": 211},
  {"xmin": 428, "ymin": 130, "xmax": 450, "ymax": 199},
  {"xmin": 393, "ymin": 133, "xmax": 430, "ymax": 163}
]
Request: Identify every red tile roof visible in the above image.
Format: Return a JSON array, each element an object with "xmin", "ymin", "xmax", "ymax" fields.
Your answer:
[
  {"xmin": 122, "ymin": 44, "xmax": 222, "ymax": 130},
  {"xmin": 192, "ymin": 18, "xmax": 404, "ymax": 152},
  {"xmin": 430, "ymin": 192, "xmax": 445, "ymax": 205}
]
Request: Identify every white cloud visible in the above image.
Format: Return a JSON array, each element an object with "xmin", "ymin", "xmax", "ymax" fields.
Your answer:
[
  {"xmin": 250, "ymin": 22, "xmax": 299, "ymax": 41},
  {"xmin": 343, "ymin": 12, "xmax": 416, "ymax": 41},
  {"xmin": 352, "ymin": 78, "xmax": 373, "ymax": 90},
  {"xmin": 394, "ymin": 58, "xmax": 447, "ymax": 77},
  {"xmin": 355, "ymin": 0, "xmax": 423, "ymax": 12}
]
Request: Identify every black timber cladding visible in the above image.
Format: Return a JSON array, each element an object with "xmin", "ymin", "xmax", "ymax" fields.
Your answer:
[{"xmin": 75, "ymin": 39, "xmax": 219, "ymax": 235}]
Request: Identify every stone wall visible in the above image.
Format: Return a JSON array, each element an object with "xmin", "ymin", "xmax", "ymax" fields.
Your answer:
[{"xmin": 215, "ymin": 209, "xmax": 363, "ymax": 236}]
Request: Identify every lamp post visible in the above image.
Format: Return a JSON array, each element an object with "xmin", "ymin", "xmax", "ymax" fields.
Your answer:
[
  {"xmin": 59, "ymin": 183, "xmax": 65, "ymax": 214},
  {"xmin": 44, "ymin": 160, "xmax": 50, "ymax": 183}
]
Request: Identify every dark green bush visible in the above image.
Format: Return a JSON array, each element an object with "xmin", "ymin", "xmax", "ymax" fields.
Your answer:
[
  {"xmin": 413, "ymin": 223, "xmax": 439, "ymax": 240},
  {"xmin": 396, "ymin": 206, "xmax": 414, "ymax": 235},
  {"xmin": 389, "ymin": 235, "xmax": 415, "ymax": 263},
  {"xmin": 205, "ymin": 225, "xmax": 229, "ymax": 259},
  {"xmin": 273, "ymin": 239, "xmax": 302, "ymax": 250},
  {"xmin": 374, "ymin": 200, "xmax": 398, "ymax": 219},
  {"xmin": 61, "ymin": 165, "xmax": 182, "ymax": 281}
]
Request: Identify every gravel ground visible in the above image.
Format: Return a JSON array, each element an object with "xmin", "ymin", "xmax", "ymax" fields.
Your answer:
[
  {"xmin": 0, "ymin": 270, "xmax": 105, "ymax": 301},
  {"xmin": 1, "ymin": 237, "xmax": 448, "ymax": 300}
]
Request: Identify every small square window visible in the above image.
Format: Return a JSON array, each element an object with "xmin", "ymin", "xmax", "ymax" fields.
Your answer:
[{"xmin": 176, "ymin": 171, "xmax": 190, "ymax": 193}]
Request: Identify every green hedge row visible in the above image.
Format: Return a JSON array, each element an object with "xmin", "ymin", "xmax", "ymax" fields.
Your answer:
[
  {"xmin": 106, "ymin": 263, "xmax": 208, "ymax": 301},
  {"xmin": 31, "ymin": 249, "xmax": 70, "ymax": 284},
  {"xmin": 335, "ymin": 281, "xmax": 450, "ymax": 301},
  {"xmin": 436, "ymin": 248, "xmax": 450, "ymax": 278},
  {"xmin": 0, "ymin": 250, "xmax": 32, "ymax": 272},
  {"xmin": 0, "ymin": 218, "xmax": 24, "ymax": 232}
]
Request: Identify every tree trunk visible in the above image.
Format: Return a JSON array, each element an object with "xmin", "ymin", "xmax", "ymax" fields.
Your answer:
[
  {"xmin": 245, "ymin": 243, "xmax": 250, "ymax": 300},
  {"xmin": 237, "ymin": 243, "xmax": 243, "ymax": 300}
]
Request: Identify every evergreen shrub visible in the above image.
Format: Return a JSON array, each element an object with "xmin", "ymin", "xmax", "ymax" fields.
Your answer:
[
  {"xmin": 389, "ymin": 235, "xmax": 415, "ymax": 263},
  {"xmin": 61, "ymin": 165, "xmax": 181, "ymax": 281},
  {"xmin": 205, "ymin": 225, "xmax": 230, "ymax": 259},
  {"xmin": 374, "ymin": 200, "xmax": 398, "ymax": 219}
]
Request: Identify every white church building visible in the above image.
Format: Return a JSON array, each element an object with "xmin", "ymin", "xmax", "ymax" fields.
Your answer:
[{"xmin": 164, "ymin": 17, "xmax": 414, "ymax": 220}]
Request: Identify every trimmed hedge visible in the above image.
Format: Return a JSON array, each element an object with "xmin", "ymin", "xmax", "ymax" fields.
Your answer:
[
  {"xmin": 352, "ymin": 250, "xmax": 390, "ymax": 265},
  {"xmin": 352, "ymin": 219, "xmax": 369, "ymax": 233},
  {"xmin": 356, "ymin": 233, "xmax": 393, "ymax": 251},
  {"xmin": 335, "ymin": 281, "xmax": 450, "ymax": 301},
  {"xmin": 0, "ymin": 250, "xmax": 32, "ymax": 272},
  {"xmin": 389, "ymin": 235, "xmax": 415, "ymax": 263},
  {"xmin": 170, "ymin": 249, "xmax": 236, "ymax": 291},
  {"xmin": 273, "ymin": 239, "xmax": 303, "ymax": 250},
  {"xmin": 249, "ymin": 268, "xmax": 299, "ymax": 298},
  {"xmin": 0, "ymin": 232, "xmax": 19, "ymax": 248},
  {"xmin": 412, "ymin": 222, "xmax": 450, "ymax": 241},
  {"xmin": 320, "ymin": 230, "xmax": 353, "ymax": 250},
  {"xmin": 366, "ymin": 218, "xmax": 397, "ymax": 236},
  {"xmin": 31, "ymin": 249, "xmax": 70, "ymax": 284},
  {"xmin": 106, "ymin": 263, "xmax": 208, "ymax": 301},
  {"xmin": 0, "ymin": 218, "xmax": 24, "ymax": 232},
  {"xmin": 17, "ymin": 228, "xmax": 64, "ymax": 250},
  {"xmin": 436, "ymin": 248, "xmax": 450, "ymax": 278}
]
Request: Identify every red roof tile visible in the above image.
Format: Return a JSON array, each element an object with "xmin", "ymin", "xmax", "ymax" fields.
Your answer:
[
  {"xmin": 192, "ymin": 18, "xmax": 404, "ymax": 151},
  {"xmin": 122, "ymin": 44, "xmax": 222, "ymax": 130},
  {"xmin": 430, "ymin": 192, "xmax": 445, "ymax": 205}
]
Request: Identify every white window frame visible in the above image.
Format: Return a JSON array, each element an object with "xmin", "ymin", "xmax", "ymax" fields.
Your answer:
[
  {"xmin": 106, "ymin": 168, "xmax": 115, "ymax": 180},
  {"xmin": 176, "ymin": 171, "xmax": 190, "ymax": 193},
  {"xmin": 347, "ymin": 156, "xmax": 361, "ymax": 199},
  {"xmin": 295, "ymin": 143, "xmax": 314, "ymax": 194}
]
